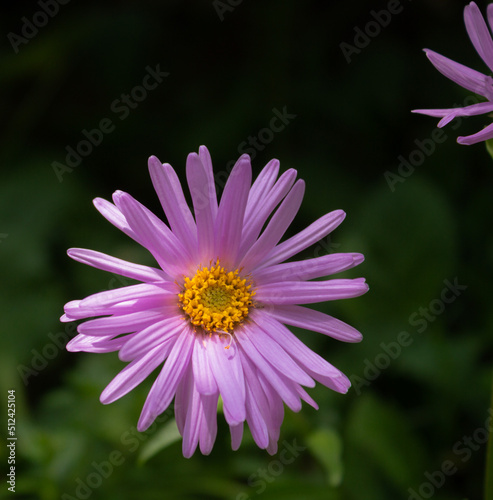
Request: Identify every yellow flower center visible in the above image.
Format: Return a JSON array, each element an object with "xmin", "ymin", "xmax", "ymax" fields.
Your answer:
[{"xmin": 179, "ymin": 260, "xmax": 255, "ymax": 334}]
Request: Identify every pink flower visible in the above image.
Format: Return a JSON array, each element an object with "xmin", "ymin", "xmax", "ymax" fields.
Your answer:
[
  {"xmin": 61, "ymin": 146, "xmax": 368, "ymax": 457},
  {"xmin": 413, "ymin": 2, "xmax": 493, "ymax": 144}
]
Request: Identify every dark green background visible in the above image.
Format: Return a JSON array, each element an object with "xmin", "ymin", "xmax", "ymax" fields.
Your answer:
[{"xmin": 1, "ymin": 1, "xmax": 492, "ymax": 499}]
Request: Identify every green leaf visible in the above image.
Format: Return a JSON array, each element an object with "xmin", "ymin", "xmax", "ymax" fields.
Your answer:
[
  {"xmin": 138, "ymin": 419, "xmax": 181, "ymax": 464},
  {"xmin": 306, "ymin": 428, "xmax": 343, "ymax": 486},
  {"xmin": 345, "ymin": 393, "xmax": 425, "ymax": 490}
]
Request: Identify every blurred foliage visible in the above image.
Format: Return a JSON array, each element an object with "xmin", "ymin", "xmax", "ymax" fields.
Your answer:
[{"xmin": 1, "ymin": 0, "xmax": 492, "ymax": 499}]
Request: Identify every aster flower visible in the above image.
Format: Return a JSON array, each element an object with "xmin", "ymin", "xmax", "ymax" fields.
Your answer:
[
  {"xmin": 412, "ymin": 2, "xmax": 493, "ymax": 145},
  {"xmin": 61, "ymin": 146, "xmax": 368, "ymax": 457}
]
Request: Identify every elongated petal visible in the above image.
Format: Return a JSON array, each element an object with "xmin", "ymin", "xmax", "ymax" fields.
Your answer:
[
  {"xmin": 259, "ymin": 210, "xmax": 346, "ymax": 269},
  {"xmin": 245, "ymin": 382, "xmax": 269, "ymax": 449},
  {"xmin": 488, "ymin": 4, "xmax": 493, "ymax": 35},
  {"xmin": 100, "ymin": 344, "xmax": 168, "ymax": 404},
  {"xmin": 175, "ymin": 363, "xmax": 193, "ymax": 436},
  {"xmin": 255, "ymin": 278, "xmax": 369, "ymax": 305},
  {"xmin": 215, "ymin": 155, "xmax": 252, "ymax": 267},
  {"xmin": 240, "ymin": 166, "xmax": 297, "ymax": 254},
  {"xmin": 182, "ymin": 374, "xmax": 203, "ymax": 458},
  {"xmin": 186, "ymin": 153, "xmax": 215, "ymax": 261},
  {"xmin": 237, "ymin": 324, "xmax": 302, "ymax": 412},
  {"xmin": 77, "ymin": 309, "xmax": 166, "ymax": 336},
  {"xmin": 458, "ymin": 121, "xmax": 493, "ymax": 144},
  {"xmin": 244, "ymin": 158, "xmax": 280, "ymax": 221},
  {"xmin": 198, "ymin": 392, "xmax": 219, "ymax": 455},
  {"xmin": 93, "ymin": 197, "xmax": 140, "ymax": 243},
  {"xmin": 252, "ymin": 253, "xmax": 364, "ymax": 284},
  {"xmin": 197, "ymin": 146, "xmax": 218, "ymax": 217},
  {"xmin": 66, "ymin": 333, "xmax": 128, "ymax": 353},
  {"xmin": 230, "ymin": 423, "xmax": 244, "ymax": 451},
  {"xmin": 67, "ymin": 248, "xmax": 169, "ymax": 282},
  {"xmin": 80, "ymin": 283, "xmax": 176, "ymax": 310},
  {"xmin": 252, "ymin": 310, "xmax": 351, "ymax": 393},
  {"xmin": 148, "ymin": 156, "xmax": 197, "ymax": 250},
  {"xmin": 241, "ymin": 351, "xmax": 276, "ymax": 439},
  {"xmin": 240, "ymin": 180, "xmax": 305, "ymax": 272},
  {"xmin": 64, "ymin": 293, "xmax": 176, "ymax": 321},
  {"xmin": 118, "ymin": 315, "xmax": 183, "ymax": 362},
  {"xmin": 424, "ymin": 48, "xmax": 492, "ymax": 97},
  {"xmin": 464, "ymin": 1, "xmax": 493, "ymax": 72},
  {"xmin": 138, "ymin": 328, "xmax": 195, "ymax": 431},
  {"xmin": 412, "ymin": 101, "xmax": 493, "ymax": 128},
  {"xmin": 239, "ymin": 323, "xmax": 314, "ymax": 387},
  {"xmin": 116, "ymin": 192, "xmax": 192, "ymax": 277},
  {"xmin": 192, "ymin": 336, "xmax": 218, "ymax": 395},
  {"xmin": 206, "ymin": 335, "xmax": 246, "ymax": 425},
  {"xmin": 266, "ymin": 304, "xmax": 363, "ymax": 342}
]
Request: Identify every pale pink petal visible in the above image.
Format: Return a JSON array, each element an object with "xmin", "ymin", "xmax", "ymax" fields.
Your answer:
[
  {"xmin": 148, "ymin": 156, "xmax": 197, "ymax": 251},
  {"xmin": 258, "ymin": 210, "xmax": 346, "ymax": 269},
  {"xmin": 67, "ymin": 248, "xmax": 169, "ymax": 282},
  {"xmin": 138, "ymin": 328, "xmax": 194, "ymax": 431}
]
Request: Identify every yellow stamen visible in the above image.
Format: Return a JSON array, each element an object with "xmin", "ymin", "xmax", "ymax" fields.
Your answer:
[{"xmin": 178, "ymin": 260, "xmax": 255, "ymax": 335}]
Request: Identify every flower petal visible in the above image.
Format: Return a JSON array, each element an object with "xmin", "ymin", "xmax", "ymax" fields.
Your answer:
[
  {"xmin": 265, "ymin": 304, "xmax": 363, "ymax": 342},
  {"xmin": 67, "ymin": 248, "xmax": 169, "ymax": 282},
  {"xmin": 66, "ymin": 333, "xmax": 128, "ymax": 353},
  {"xmin": 252, "ymin": 310, "xmax": 351, "ymax": 393},
  {"xmin": 198, "ymin": 392, "xmax": 218, "ymax": 456},
  {"xmin": 240, "ymin": 180, "xmax": 305, "ymax": 272},
  {"xmin": 100, "ymin": 343, "xmax": 169, "ymax": 404},
  {"xmin": 192, "ymin": 336, "xmax": 219, "ymax": 395},
  {"xmin": 239, "ymin": 322, "xmax": 314, "ymax": 387},
  {"xmin": 114, "ymin": 191, "xmax": 193, "ymax": 277},
  {"xmin": 198, "ymin": 146, "xmax": 218, "ymax": 218},
  {"xmin": 93, "ymin": 197, "xmax": 140, "ymax": 243},
  {"xmin": 255, "ymin": 278, "xmax": 369, "ymax": 305},
  {"xmin": 464, "ymin": 1, "xmax": 493, "ymax": 72},
  {"xmin": 206, "ymin": 335, "xmax": 246, "ymax": 426},
  {"xmin": 186, "ymin": 153, "xmax": 216, "ymax": 261},
  {"xmin": 77, "ymin": 309, "xmax": 166, "ymax": 336},
  {"xmin": 252, "ymin": 253, "xmax": 364, "ymax": 285},
  {"xmin": 412, "ymin": 101, "xmax": 493, "ymax": 128},
  {"xmin": 424, "ymin": 48, "xmax": 492, "ymax": 97},
  {"xmin": 259, "ymin": 210, "xmax": 346, "ymax": 269},
  {"xmin": 237, "ymin": 324, "xmax": 302, "ymax": 412},
  {"xmin": 230, "ymin": 423, "xmax": 244, "ymax": 451},
  {"xmin": 80, "ymin": 283, "xmax": 176, "ymax": 310},
  {"xmin": 118, "ymin": 315, "xmax": 183, "ymax": 362},
  {"xmin": 457, "ymin": 121, "xmax": 493, "ymax": 144},
  {"xmin": 138, "ymin": 327, "xmax": 195, "ymax": 431},
  {"xmin": 148, "ymin": 156, "xmax": 197, "ymax": 251},
  {"xmin": 240, "ymin": 165, "xmax": 297, "ymax": 254},
  {"xmin": 215, "ymin": 155, "xmax": 252, "ymax": 267}
]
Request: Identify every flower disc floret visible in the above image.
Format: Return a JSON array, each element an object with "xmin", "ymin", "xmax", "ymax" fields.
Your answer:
[{"xmin": 179, "ymin": 260, "xmax": 254, "ymax": 333}]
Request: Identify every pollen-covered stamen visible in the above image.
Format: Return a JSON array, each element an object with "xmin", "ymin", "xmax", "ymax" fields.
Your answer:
[{"xmin": 179, "ymin": 260, "xmax": 255, "ymax": 334}]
